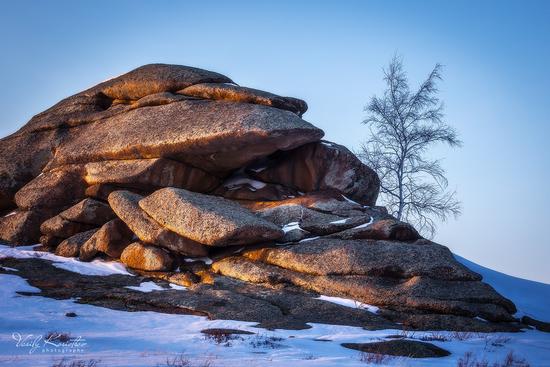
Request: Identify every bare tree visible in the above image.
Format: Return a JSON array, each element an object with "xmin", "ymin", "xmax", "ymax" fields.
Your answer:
[{"xmin": 359, "ymin": 55, "xmax": 462, "ymax": 238}]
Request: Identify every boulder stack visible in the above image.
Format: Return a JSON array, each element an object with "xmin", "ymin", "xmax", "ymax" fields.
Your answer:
[{"xmin": 0, "ymin": 64, "xmax": 518, "ymax": 331}]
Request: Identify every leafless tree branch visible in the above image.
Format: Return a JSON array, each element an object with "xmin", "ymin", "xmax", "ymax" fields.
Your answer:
[{"xmin": 360, "ymin": 56, "xmax": 462, "ymax": 238}]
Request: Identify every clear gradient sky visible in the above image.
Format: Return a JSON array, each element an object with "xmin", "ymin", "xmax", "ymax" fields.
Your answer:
[{"xmin": 1, "ymin": 1, "xmax": 549, "ymax": 282}]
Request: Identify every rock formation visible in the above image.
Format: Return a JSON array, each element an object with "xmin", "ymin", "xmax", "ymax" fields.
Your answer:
[{"xmin": 0, "ymin": 64, "xmax": 522, "ymax": 332}]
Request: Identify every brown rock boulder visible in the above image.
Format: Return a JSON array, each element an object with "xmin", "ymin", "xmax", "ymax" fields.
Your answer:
[
  {"xmin": 179, "ymin": 83, "xmax": 308, "ymax": 116},
  {"xmin": 40, "ymin": 216, "xmax": 96, "ymax": 239},
  {"xmin": 58, "ymin": 198, "xmax": 115, "ymax": 226},
  {"xmin": 93, "ymin": 63, "xmax": 233, "ymax": 101},
  {"xmin": 45, "ymin": 99, "xmax": 324, "ymax": 174},
  {"xmin": 249, "ymin": 141, "xmax": 379, "ymax": 205},
  {"xmin": 14, "ymin": 165, "xmax": 86, "ymax": 210},
  {"xmin": 0, "ymin": 129, "xmax": 63, "ymax": 210},
  {"xmin": 108, "ymin": 190, "xmax": 208, "ymax": 257},
  {"xmin": 120, "ymin": 242, "xmax": 173, "ymax": 271},
  {"xmin": 139, "ymin": 188, "xmax": 283, "ymax": 247},
  {"xmin": 79, "ymin": 219, "xmax": 134, "ymax": 261},
  {"xmin": 0, "ymin": 208, "xmax": 63, "ymax": 245},
  {"xmin": 212, "ymin": 256, "xmax": 516, "ymax": 322},
  {"xmin": 327, "ymin": 218, "xmax": 420, "ymax": 242},
  {"xmin": 242, "ymin": 238, "xmax": 481, "ymax": 280},
  {"xmin": 84, "ymin": 158, "xmax": 219, "ymax": 193},
  {"xmin": 55, "ymin": 229, "xmax": 98, "ymax": 257}
]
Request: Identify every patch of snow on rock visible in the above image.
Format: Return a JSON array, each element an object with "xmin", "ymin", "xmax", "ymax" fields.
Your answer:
[
  {"xmin": 0, "ymin": 244, "xmax": 133, "ymax": 276},
  {"xmin": 224, "ymin": 177, "xmax": 267, "ymax": 190},
  {"xmin": 184, "ymin": 257, "xmax": 213, "ymax": 265},
  {"xmin": 125, "ymin": 281, "xmax": 165, "ymax": 293},
  {"xmin": 282, "ymin": 222, "xmax": 302, "ymax": 233},
  {"xmin": 329, "ymin": 218, "xmax": 349, "ymax": 225},
  {"xmin": 317, "ymin": 295, "xmax": 380, "ymax": 314},
  {"xmin": 352, "ymin": 216, "xmax": 374, "ymax": 229}
]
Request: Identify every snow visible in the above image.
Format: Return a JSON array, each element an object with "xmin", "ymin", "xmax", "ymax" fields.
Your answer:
[
  {"xmin": 0, "ymin": 245, "xmax": 132, "ymax": 276},
  {"xmin": 169, "ymin": 283, "xmax": 187, "ymax": 291},
  {"xmin": 299, "ymin": 236, "xmax": 320, "ymax": 243},
  {"xmin": 329, "ymin": 218, "xmax": 348, "ymax": 225},
  {"xmin": 224, "ymin": 177, "xmax": 266, "ymax": 191},
  {"xmin": 0, "ymin": 266, "xmax": 18, "ymax": 272},
  {"xmin": 2, "ymin": 211, "xmax": 16, "ymax": 218},
  {"xmin": 125, "ymin": 281, "xmax": 165, "ymax": 293},
  {"xmin": 341, "ymin": 195, "xmax": 360, "ymax": 205},
  {"xmin": 282, "ymin": 222, "xmax": 302, "ymax": 233},
  {"xmin": 351, "ymin": 216, "xmax": 374, "ymax": 229},
  {"xmin": 455, "ymin": 254, "xmax": 550, "ymax": 321},
  {"xmin": 1, "ymin": 246, "xmax": 550, "ymax": 365},
  {"xmin": 249, "ymin": 166, "xmax": 266, "ymax": 173},
  {"xmin": 184, "ymin": 257, "xmax": 213, "ymax": 265},
  {"xmin": 316, "ymin": 295, "xmax": 380, "ymax": 314}
]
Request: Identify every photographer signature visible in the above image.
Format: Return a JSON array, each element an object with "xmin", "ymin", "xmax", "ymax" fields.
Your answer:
[{"xmin": 12, "ymin": 332, "xmax": 87, "ymax": 354}]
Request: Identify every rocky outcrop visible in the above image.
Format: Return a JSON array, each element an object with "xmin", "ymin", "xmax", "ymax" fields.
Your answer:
[{"xmin": 0, "ymin": 64, "xmax": 523, "ymax": 333}]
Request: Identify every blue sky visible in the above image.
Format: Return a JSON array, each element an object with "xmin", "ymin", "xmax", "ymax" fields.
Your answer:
[{"xmin": 1, "ymin": 0, "xmax": 549, "ymax": 282}]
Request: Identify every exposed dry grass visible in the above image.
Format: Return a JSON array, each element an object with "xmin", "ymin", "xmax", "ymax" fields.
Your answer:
[
  {"xmin": 456, "ymin": 351, "xmax": 530, "ymax": 367},
  {"xmin": 359, "ymin": 352, "xmax": 395, "ymax": 364}
]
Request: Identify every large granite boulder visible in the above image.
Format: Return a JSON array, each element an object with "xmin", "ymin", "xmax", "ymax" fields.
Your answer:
[
  {"xmin": 44, "ymin": 99, "xmax": 323, "ymax": 174},
  {"xmin": 14, "ymin": 165, "xmax": 86, "ymax": 210},
  {"xmin": 0, "ymin": 129, "xmax": 62, "ymax": 211},
  {"xmin": 57, "ymin": 198, "xmax": 116, "ymax": 226},
  {"xmin": 108, "ymin": 190, "xmax": 208, "ymax": 257},
  {"xmin": 139, "ymin": 187, "xmax": 283, "ymax": 247},
  {"xmin": 40, "ymin": 216, "xmax": 96, "ymax": 239},
  {"xmin": 240, "ymin": 238, "xmax": 480, "ymax": 280},
  {"xmin": 212, "ymin": 256, "xmax": 516, "ymax": 323},
  {"xmin": 0, "ymin": 208, "xmax": 61, "ymax": 244}
]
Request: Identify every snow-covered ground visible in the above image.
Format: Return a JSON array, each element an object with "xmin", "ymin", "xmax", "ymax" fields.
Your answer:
[{"xmin": 1, "ymin": 245, "xmax": 549, "ymax": 366}]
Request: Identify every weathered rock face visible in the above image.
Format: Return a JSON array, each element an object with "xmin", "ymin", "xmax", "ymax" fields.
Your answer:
[
  {"xmin": 0, "ymin": 64, "xmax": 522, "ymax": 333},
  {"xmin": 83, "ymin": 158, "xmax": 220, "ymax": 193},
  {"xmin": 139, "ymin": 188, "xmax": 283, "ymax": 247},
  {"xmin": 240, "ymin": 238, "xmax": 480, "ymax": 280}
]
